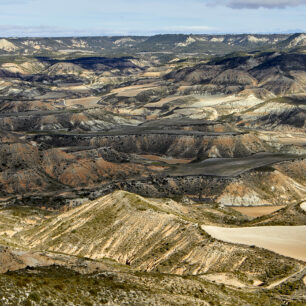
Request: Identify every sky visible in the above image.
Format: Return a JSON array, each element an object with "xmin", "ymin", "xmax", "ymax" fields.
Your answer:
[{"xmin": 0, "ymin": 0, "xmax": 305, "ymax": 37}]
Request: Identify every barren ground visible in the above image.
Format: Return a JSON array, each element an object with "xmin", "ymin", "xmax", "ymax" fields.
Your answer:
[
  {"xmin": 202, "ymin": 225, "xmax": 306, "ymax": 261},
  {"xmin": 232, "ymin": 205, "xmax": 286, "ymax": 217}
]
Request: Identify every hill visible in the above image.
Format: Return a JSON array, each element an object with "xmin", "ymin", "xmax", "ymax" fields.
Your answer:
[{"xmin": 0, "ymin": 33, "xmax": 300, "ymax": 56}]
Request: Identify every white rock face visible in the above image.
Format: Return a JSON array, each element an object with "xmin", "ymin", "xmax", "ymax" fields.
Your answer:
[
  {"xmin": 1, "ymin": 63, "xmax": 22, "ymax": 73},
  {"xmin": 176, "ymin": 36, "xmax": 196, "ymax": 47},
  {"xmin": 0, "ymin": 39, "xmax": 18, "ymax": 52},
  {"xmin": 246, "ymin": 35, "xmax": 269, "ymax": 43},
  {"xmin": 114, "ymin": 38, "xmax": 135, "ymax": 45},
  {"xmin": 210, "ymin": 37, "xmax": 224, "ymax": 42},
  {"xmin": 217, "ymin": 191, "xmax": 269, "ymax": 206},
  {"xmin": 71, "ymin": 39, "xmax": 88, "ymax": 48},
  {"xmin": 288, "ymin": 34, "xmax": 306, "ymax": 47}
]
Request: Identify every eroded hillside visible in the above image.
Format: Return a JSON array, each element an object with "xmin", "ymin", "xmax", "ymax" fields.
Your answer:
[
  {"xmin": 0, "ymin": 34, "xmax": 305, "ymax": 305},
  {"xmin": 0, "ymin": 191, "xmax": 305, "ymax": 304}
]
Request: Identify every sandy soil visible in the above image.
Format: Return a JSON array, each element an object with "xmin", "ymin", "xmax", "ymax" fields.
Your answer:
[
  {"xmin": 139, "ymin": 154, "xmax": 192, "ymax": 165},
  {"xmin": 112, "ymin": 84, "xmax": 158, "ymax": 97},
  {"xmin": 144, "ymin": 95, "xmax": 189, "ymax": 108},
  {"xmin": 201, "ymin": 273, "xmax": 246, "ymax": 288},
  {"xmin": 277, "ymin": 136, "xmax": 306, "ymax": 146},
  {"xmin": 232, "ymin": 206, "xmax": 286, "ymax": 217},
  {"xmin": 202, "ymin": 225, "xmax": 306, "ymax": 261},
  {"xmin": 141, "ymin": 71, "xmax": 162, "ymax": 78},
  {"xmin": 192, "ymin": 94, "xmax": 262, "ymax": 109},
  {"xmin": 258, "ymin": 131, "xmax": 306, "ymax": 146},
  {"xmin": 0, "ymin": 197, "xmax": 12, "ymax": 201},
  {"xmin": 61, "ymin": 84, "xmax": 91, "ymax": 91},
  {"xmin": 65, "ymin": 96, "xmax": 101, "ymax": 108}
]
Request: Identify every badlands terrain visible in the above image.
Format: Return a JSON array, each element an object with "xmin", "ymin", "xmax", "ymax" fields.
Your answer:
[{"xmin": 0, "ymin": 33, "xmax": 305, "ymax": 304}]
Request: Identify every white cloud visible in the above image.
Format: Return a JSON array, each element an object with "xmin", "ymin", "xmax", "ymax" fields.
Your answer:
[
  {"xmin": 0, "ymin": 25, "xmax": 103, "ymax": 37},
  {"xmin": 211, "ymin": 0, "xmax": 306, "ymax": 9},
  {"xmin": 0, "ymin": 24, "xmax": 218, "ymax": 37}
]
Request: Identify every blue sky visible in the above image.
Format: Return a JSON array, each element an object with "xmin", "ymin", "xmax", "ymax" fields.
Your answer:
[{"xmin": 0, "ymin": 0, "xmax": 305, "ymax": 36}]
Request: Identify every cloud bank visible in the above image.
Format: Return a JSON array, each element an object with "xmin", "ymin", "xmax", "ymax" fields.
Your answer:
[
  {"xmin": 0, "ymin": 24, "xmax": 218, "ymax": 37},
  {"xmin": 212, "ymin": 0, "xmax": 306, "ymax": 9}
]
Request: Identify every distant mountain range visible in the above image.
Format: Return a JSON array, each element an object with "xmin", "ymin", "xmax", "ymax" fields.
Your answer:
[{"xmin": 0, "ymin": 33, "xmax": 305, "ymax": 56}]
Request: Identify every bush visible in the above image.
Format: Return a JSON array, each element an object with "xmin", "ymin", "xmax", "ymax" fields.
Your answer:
[{"xmin": 28, "ymin": 292, "xmax": 40, "ymax": 302}]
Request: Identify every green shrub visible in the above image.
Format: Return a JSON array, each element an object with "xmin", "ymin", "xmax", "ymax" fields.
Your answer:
[{"xmin": 28, "ymin": 292, "xmax": 40, "ymax": 302}]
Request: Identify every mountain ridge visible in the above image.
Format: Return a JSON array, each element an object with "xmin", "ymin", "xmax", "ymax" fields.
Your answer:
[{"xmin": 0, "ymin": 33, "xmax": 303, "ymax": 56}]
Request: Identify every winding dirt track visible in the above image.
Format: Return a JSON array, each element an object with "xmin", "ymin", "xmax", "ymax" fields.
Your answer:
[{"xmin": 202, "ymin": 225, "xmax": 306, "ymax": 261}]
